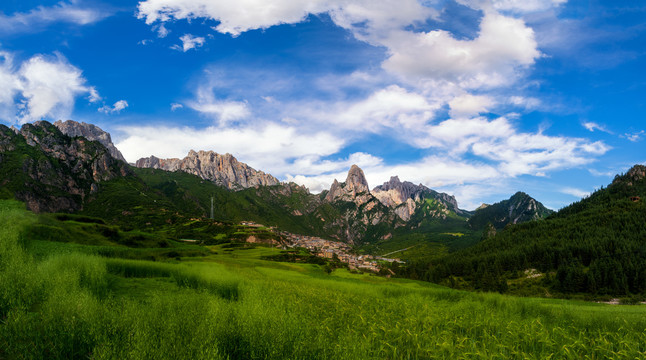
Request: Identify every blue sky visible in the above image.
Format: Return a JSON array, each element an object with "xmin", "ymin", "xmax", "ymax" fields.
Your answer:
[{"xmin": 0, "ymin": 0, "xmax": 645, "ymax": 210}]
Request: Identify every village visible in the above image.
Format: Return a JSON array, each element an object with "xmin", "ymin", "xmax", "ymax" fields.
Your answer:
[{"xmin": 239, "ymin": 221, "xmax": 401, "ymax": 272}]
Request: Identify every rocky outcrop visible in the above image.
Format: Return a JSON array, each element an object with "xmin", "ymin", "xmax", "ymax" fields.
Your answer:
[
  {"xmin": 135, "ymin": 150, "xmax": 280, "ymax": 190},
  {"xmin": 468, "ymin": 192, "xmax": 553, "ymax": 230},
  {"xmin": 325, "ymin": 165, "xmax": 372, "ymax": 205},
  {"xmin": 0, "ymin": 121, "xmax": 131, "ymax": 213},
  {"xmin": 372, "ymin": 176, "xmax": 466, "ymax": 221},
  {"xmin": 613, "ymin": 164, "xmax": 646, "ymax": 187},
  {"xmin": 54, "ymin": 120, "xmax": 127, "ymax": 163},
  {"xmin": 322, "ymin": 165, "xmax": 399, "ymax": 244}
]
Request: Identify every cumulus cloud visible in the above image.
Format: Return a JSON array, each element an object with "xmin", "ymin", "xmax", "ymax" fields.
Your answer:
[
  {"xmin": 382, "ymin": 12, "xmax": 540, "ymax": 88},
  {"xmin": 99, "ymin": 100, "xmax": 129, "ymax": 114},
  {"xmin": 0, "ymin": 50, "xmax": 100, "ymax": 123},
  {"xmin": 322, "ymin": 85, "xmax": 439, "ymax": 131},
  {"xmin": 136, "ymin": 0, "xmax": 430, "ymax": 37},
  {"xmin": 170, "ymin": 103, "xmax": 184, "ymax": 111},
  {"xmin": 0, "ymin": 1, "xmax": 111, "ymax": 34},
  {"xmin": 17, "ymin": 54, "xmax": 97, "ymax": 123},
  {"xmin": 172, "ymin": 34, "xmax": 205, "ymax": 52},
  {"xmin": 115, "ymin": 122, "xmax": 345, "ymax": 170}
]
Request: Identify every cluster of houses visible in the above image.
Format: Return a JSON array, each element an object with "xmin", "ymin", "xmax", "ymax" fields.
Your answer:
[
  {"xmin": 275, "ymin": 230, "xmax": 401, "ymax": 272},
  {"xmin": 236, "ymin": 221, "xmax": 402, "ymax": 272}
]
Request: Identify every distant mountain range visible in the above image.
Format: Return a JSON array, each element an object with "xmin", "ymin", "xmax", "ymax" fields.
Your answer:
[
  {"xmin": 136, "ymin": 151, "xmax": 280, "ymax": 190},
  {"xmin": 0, "ymin": 120, "xmax": 552, "ymax": 246}
]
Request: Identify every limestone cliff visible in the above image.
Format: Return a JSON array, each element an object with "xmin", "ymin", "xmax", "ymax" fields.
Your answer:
[
  {"xmin": 54, "ymin": 120, "xmax": 127, "ymax": 163},
  {"xmin": 135, "ymin": 150, "xmax": 280, "ymax": 190}
]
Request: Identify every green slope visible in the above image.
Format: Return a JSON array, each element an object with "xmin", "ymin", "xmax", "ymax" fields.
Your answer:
[
  {"xmin": 3, "ymin": 199, "xmax": 646, "ymax": 359},
  {"xmin": 416, "ymin": 165, "xmax": 646, "ymax": 296}
]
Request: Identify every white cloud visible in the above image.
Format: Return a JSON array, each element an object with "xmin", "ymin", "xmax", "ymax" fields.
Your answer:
[
  {"xmin": 328, "ymin": 85, "xmax": 439, "ymax": 131},
  {"xmin": 16, "ymin": 54, "xmax": 96, "ymax": 123},
  {"xmin": 560, "ymin": 187, "xmax": 590, "ymax": 199},
  {"xmin": 508, "ymin": 96, "xmax": 540, "ymax": 109},
  {"xmin": 382, "ymin": 12, "xmax": 540, "ymax": 88},
  {"xmin": 186, "ymin": 76, "xmax": 251, "ymax": 124},
  {"xmin": 99, "ymin": 100, "xmax": 129, "ymax": 114},
  {"xmin": 154, "ymin": 23, "xmax": 169, "ymax": 38},
  {"xmin": 582, "ymin": 121, "xmax": 611, "ymax": 133},
  {"xmin": 0, "ymin": 1, "xmax": 110, "ymax": 34},
  {"xmin": 622, "ymin": 130, "xmax": 645, "ymax": 142},
  {"xmin": 115, "ymin": 123, "xmax": 346, "ymax": 172},
  {"xmin": 171, "ymin": 103, "xmax": 184, "ymax": 111},
  {"xmin": 457, "ymin": 0, "xmax": 567, "ymax": 14},
  {"xmin": 449, "ymin": 94, "xmax": 496, "ymax": 118},
  {"xmin": 0, "ymin": 53, "xmax": 20, "ymax": 119},
  {"xmin": 172, "ymin": 34, "xmax": 205, "ymax": 52}
]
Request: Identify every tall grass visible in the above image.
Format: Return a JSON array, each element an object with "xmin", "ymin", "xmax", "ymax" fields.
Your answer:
[{"xmin": 2, "ymin": 199, "xmax": 646, "ymax": 359}]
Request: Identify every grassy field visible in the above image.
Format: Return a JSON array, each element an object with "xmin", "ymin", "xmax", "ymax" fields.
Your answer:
[{"xmin": 2, "ymin": 200, "xmax": 646, "ymax": 359}]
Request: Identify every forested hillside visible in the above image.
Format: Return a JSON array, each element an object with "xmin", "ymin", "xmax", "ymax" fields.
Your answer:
[{"xmin": 404, "ymin": 165, "xmax": 646, "ymax": 297}]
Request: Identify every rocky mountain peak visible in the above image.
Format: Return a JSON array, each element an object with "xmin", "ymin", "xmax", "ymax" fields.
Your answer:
[
  {"xmin": 135, "ymin": 150, "xmax": 280, "ymax": 190},
  {"xmin": 345, "ymin": 164, "xmax": 370, "ymax": 195},
  {"xmin": 54, "ymin": 120, "xmax": 127, "ymax": 163},
  {"xmin": 324, "ymin": 165, "xmax": 373, "ymax": 204}
]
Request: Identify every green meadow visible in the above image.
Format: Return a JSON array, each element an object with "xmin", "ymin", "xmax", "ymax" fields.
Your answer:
[{"xmin": 2, "ymin": 200, "xmax": 646, "ymax": 359}]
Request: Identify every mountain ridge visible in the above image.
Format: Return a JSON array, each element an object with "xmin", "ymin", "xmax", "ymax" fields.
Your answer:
[{"xmin": 136, "ymin": 150, "xmax": 280, "ymax": 190}]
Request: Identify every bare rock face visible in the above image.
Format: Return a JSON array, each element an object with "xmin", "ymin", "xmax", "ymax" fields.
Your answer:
[
  {"xmin": 325, "ymin": 165, "xmax": 371, "ymax": 204},
  {"xmin": 136, "ymin": 150, "xmax": 280, "ymax": 190},
  {"xmin": 372, "ymin": 176, "xmax": 464, "ymax": 221},
  {"xmin": 0, "ymin": 121, "xmax": 131, "ymax": 213},
  {"xmin": 54, "ymin": 120, "xmax": 127, "ymax": 163}
]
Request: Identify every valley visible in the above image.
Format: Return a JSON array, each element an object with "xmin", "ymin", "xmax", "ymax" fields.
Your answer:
[{"xmin": 1, "ymin": 120, "xmax": 646, "ymax": 359}]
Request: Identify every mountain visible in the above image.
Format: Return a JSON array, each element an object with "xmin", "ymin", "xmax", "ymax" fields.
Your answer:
[
  {"xmin": 372, "ymin": 176, "xmax": 469, "ymax": 221},
  {"xmin": 416, "ymin": 164, "xmax": 646, "ymax": 296},
  {"xmin": 467, "ymin": 191, "xmax": 553, "ymax": 229},
  {"xmin": 322, "ymin": 165, "xmax": 400, "ymax": 244},
  {"xmin": 135, "ymin": 150, "xmax": 280, "ymax": 190},
  {"xmin": 54, "ymin": 120, "xmax": 127, "ymax": 163},
  {"xmin": 0, "ymin": 121, "xmax": 130, "ymax": 212}
]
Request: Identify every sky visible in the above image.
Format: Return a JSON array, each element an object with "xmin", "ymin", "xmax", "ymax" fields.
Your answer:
[{"xmin": 0, "ymin": 0, "xmax": 645, "ymax": 210}]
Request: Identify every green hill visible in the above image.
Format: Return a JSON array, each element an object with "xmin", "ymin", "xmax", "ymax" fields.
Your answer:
[{"xmin": 415, "ymin": 165, "xmax": 646, "ymax": 297}]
